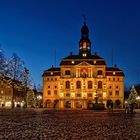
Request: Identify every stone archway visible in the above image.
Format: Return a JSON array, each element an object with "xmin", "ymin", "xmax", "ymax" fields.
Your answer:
[
  {"xmin": 107, "ymin": 99, "xmax": 113, "ymax": 108},
  {"xmin": 115, "ymin": 100, "xmax": 121, "ymax": 108}
]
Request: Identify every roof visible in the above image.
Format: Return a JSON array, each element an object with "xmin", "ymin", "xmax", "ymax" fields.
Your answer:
[
  {"xmin": 60, "ymin": 54, "xmax": 106, "ymax": 66},
  {"xmin": 42, "ymin": 67, "xmax": 60, "ymax": 77},
  {"xmin": 106, "ymin": 67, "xmax": 124, "ymax": 76}
]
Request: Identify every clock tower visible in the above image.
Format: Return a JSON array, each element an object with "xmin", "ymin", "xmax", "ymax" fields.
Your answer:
[{"xmin": 79, "ymin": 21, "xmax": 91, "ymax": 57}]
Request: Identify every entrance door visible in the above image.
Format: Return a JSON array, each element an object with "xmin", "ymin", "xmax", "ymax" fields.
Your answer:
[{"xmin": 65, "ymin": 101, "xmax": 71, "ymax": 108}]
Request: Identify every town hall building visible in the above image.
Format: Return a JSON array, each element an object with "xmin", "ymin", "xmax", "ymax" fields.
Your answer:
[{"xmin": 42, "ymin": 21, "xmax": 124, "ymax": 109}]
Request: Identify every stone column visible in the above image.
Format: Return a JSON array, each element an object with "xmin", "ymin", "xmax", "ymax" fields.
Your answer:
[
  {"xmin": 59, "ymin": 100, "xmax": 64, "ymax": 109},
  {"xmin": 71, "ymin": 100, "xmax": 75, "ymax": 109}
]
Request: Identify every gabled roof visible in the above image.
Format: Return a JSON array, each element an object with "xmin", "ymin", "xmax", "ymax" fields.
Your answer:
[
  {"xmin": 60, "ymin": 54, "xmax": 106, "ymax": 66},
  {"xmin": 42, "ymin": 67, "xmax": 60, "ymax": 77},
  {"xmin": 106, "ymin": 67, "xmax": 124, "ymax": 76}
]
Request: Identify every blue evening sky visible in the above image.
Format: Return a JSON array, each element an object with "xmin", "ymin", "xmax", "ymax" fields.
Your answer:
[{"xmin": 0, "ymin": 0, "xmax": 140, "ymax": 88}]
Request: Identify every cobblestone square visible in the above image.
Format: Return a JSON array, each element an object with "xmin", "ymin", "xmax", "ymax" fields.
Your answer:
[{"xmin": 0, "ymin": 109, "xmax": 140, "ymax": 140}]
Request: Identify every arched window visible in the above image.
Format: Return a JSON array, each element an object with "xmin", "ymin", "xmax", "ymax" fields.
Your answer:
[
  {"xmin": 76, "ymin": 81, "xmax": 81, "ymax": 89},
  {"xmin": 65, "ymin": 81, "xmax": 70, "ymax": 89},
  {"xmin": 97, "ymin": 70, "xmax": 103, "ymax": 75},
  {"xmin": 98, "ymin": 81, "xmax": 102, "ymax": 89},
  {"xmin": 88, "ymin": 81, "xmax": 92, "ymax": 89},
  {"xmin": 65, "ymin": 70, "xmax": 71, "ymax": 75}
]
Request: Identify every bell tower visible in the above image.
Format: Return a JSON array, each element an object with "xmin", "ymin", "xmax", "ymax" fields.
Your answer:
[{"xmin": 79, "ymin": 16, "xmax": 91, "ymax": 57}]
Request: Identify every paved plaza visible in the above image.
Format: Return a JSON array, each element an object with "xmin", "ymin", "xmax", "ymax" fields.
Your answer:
[{"xmin": 0, "ymin": 109, "xmax": 140, "ymax": 140}]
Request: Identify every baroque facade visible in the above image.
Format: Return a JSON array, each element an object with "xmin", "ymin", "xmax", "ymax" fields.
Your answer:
[{"xmin": 42, "ymin": 22, "xmax": 124, "ymax": 109}]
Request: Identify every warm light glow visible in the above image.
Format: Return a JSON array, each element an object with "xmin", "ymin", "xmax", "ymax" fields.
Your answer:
[
  {"xmin": 71, "ymin": 60, "xmax": 75, "ymax": 64},
  {"xmin": 82, "ymin": 53, "xmax": 87, "ymax": 57},
  {"xmin": 37, "ymin": 95, "xmax": 42, "ymax": 99},
  {"xmin": 103, "ymin": 92, "xmax": 106, "ymax": 97},
  {"xmin": 71, "ymin": 92, "xmax": 75, "ymax": 97},
  {"xmin": 5, "ymin": 101, "xmax": 11, "ymax": 107},
  {"xmin": 60, "ymin": 92, "xmax": 63, "ymax": 97},
  {"xmin": 136, "ymin": 96, "xmax": 140, "ymax": 100},
  {"xmin": 113, "ymin": 72, "xmax": 116, "ymax": 75}
]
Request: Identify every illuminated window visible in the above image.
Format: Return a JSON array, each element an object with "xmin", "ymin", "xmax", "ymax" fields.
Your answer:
[
  {"xmin": 98, "ymin": 81, "xmax": 102, "ymax": 89},
  {"xmin": 82, "ymin": 53, "xmax": 87, "ymax": 57},
  {"xmin": 65, "ymin": 81, "xmax": 70, "ymax": 89},
  {"xmin": 113, "ymin": 72, "xmax": 116, "ymax": 75},
  {"xmin": 50, "ymin": 72, "xmax": 53, "ymax": 75},
  {"xmin": 83, "ymin": 42, "xmax": 87, "ymax": 48},
  {"xmin": 71, "ymin": 61, "xmax": 75, "ymax": 64},
  {"xmin": 76, "ymin": 81, "xmax": 81, "ymax": 89},
  {"xmin": 1, "ymin": 90, "xmax": 4, "ymax": 94},
  {"xmin": 94, "ymin": 60, "xmax": 96, "ymax": 64},
  {"xmin": 88, "ymin": 81, "xmax": 92, "ymax": 89}
]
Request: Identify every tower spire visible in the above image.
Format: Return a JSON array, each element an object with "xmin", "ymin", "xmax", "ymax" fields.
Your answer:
[{"xmin": 79, "ymin": 17, "xmax": 91, "ymax": 57}]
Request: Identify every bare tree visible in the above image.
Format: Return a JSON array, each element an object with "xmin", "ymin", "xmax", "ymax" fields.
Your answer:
[{"xmin": 7, "ymin": 53, "xmax": 25, "ymax": 108}]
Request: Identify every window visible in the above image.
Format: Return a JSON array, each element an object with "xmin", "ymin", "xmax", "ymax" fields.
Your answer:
[
  {"xmin": 98, "ymin": 81, "xmax": 102, "ymax": 89},
  {"xmin": 88, "ymin": 93, "xmax": 92, "ymax": 97},
  {"xmin": 88, "ymin": 81, "xmax": 92, "ymax": 89},
  {"xmin": 109, "ymin": 86, "xmax": 112, "ymax": 89},
  {"xmin": 48, "ymin": 86, "xmax": 50, "ymax": 88},
  {"xmin": 109, "ymin": 78, "xmax": 110, "ymax": 81},
  {"xmin": 115, "ymin": 91, "xmax": 119, "ymax": 96},
  {"xmin": 55, "ymin": 86, "xmax": 57, "ymax": 88},
  {"xmin": 65, "ymin": 81, "xmax": 70, "ymax": 89},
  {"xmin": 48, "ymin": 90, "xmax": 51, "ymax": 96},
  {"xmin": 97, "ymin": 70, "xmax": 103, "ymax": 75},
  {"xmin": 117, "ymin": 78, "xmax": 119, "ymax": 81},
  {"xmin": 109, "ymin": 91, "xmax": 112, "ymax": 96},
  {"xmin": 55, "ymin": 78, "xmax": 57, "ymax": 81},
  {"xmin": 47, "ymin": 78, "xmax": 49, "ymax": 81},
  {"xmin": 65, "ymin": 70, "xmax": 71, "ymax": 75},
  {"xmin": 113, "ymin": 78, "xmax": 115, "ymax": 81},
  {"xmin": 116, "ymin": 86, "xmax": 119, "ymax": 89},
  {"xmin": 51, "ymin": 78, "xmax": 53, "ymax": 81},
  {"xmin": 76, "ymin": 93, "xmax": 81, "ymax": 97},
  {"xmin": 66, "ymin": 93, "xmax": 70, "ymax": 97},
  {"xmin": 76, "ymin": 81, "xmax": 81, "ymax": 89},
  {"xmin": 54, "ymin": 90, "xmax": 57, "ymax": 96}
]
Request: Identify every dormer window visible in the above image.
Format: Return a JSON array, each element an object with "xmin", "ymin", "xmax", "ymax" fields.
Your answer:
[
  {"xmin": 71, "ymin": 60, "xmax": 75, "ymax": 64},
  {"xmin": 113, "ymin": 72, "xmax": 116, "ymax": 75},
  {"xmin": 82, "ymin": 53, "xmax": 87, "ymax": 57}
]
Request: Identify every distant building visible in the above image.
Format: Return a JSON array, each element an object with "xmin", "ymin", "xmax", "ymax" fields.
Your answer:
[
  {"xmin": 42, "ymin": 21, "xmax": 124, "ymax": 109},
  {"xmin": 0, "ymin": 76, "xmax": 25, "ymax": 108}
]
